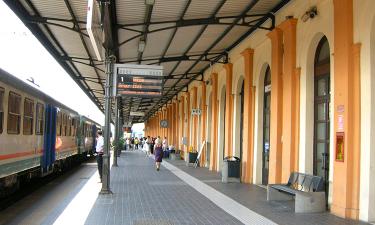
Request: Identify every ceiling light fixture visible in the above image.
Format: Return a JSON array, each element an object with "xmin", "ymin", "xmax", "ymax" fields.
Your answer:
[
  {"xmin": 138, "ymin": 39, "xmax": 146, "ymax": 53},
  {"xmin": 145, "ymin": 0, "xmax": 155, "ymax": 6}
]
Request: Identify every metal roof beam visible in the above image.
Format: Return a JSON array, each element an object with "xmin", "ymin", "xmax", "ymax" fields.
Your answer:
[
  {"xmin": 178, "ymin": 0, "xmax": 291, "ymax": 101},
  {"xmin": 145, "ymin": 0, "xmax": 228, "ymax": 118},
  {"xmin": 159, "ymin": 0, "xmax": 192, "ymax": 65},
  {"xmin": 4, "ymin": 0, "xmax": 104, "ymax": 111},
  {"xmin": 27, "ymin": 16, "xmax": 89, "ymax": 37},
  {"xmin": 63, "ymin": 0, "xmax": 104, "ymax": 90},
  {"xmin": 137, "ymin": 1, "xmax": 154, "ymax": 64},
  {"xmin": 118, "ymin": 14, "xmax": 272, "ymax": 29},
  {"xmin": 156, "ymin": 0, "xmax": 262, "ymax": 112}
]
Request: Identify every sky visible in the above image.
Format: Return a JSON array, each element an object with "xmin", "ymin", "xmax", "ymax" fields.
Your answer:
[{"xmin": 0, "ymin": 1, "xmax": 105, "ymax": 125}]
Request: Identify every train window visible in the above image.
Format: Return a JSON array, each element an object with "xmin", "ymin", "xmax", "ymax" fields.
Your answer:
[
  {"xmin": 71, "ymin": 118, "xmax": 75, "ymax": 136},
  {"xmin": 35, "ymin": 103, "xmax": 44, "ymax": 135},
  {"xmin": 75, "ymin": 120, "xmax": 79, "ymax": 136},
  {"xmin": 57, "ymin": 111, "xmax": 62, "ymax": 136},
  {"xmin": 64, "ymin": 114, "xmax": 68, "ymax": 136},
  {"xmin": 7, "ymin": 91, "xmax": 21, "ymax": 134},
  {"xmin": 23, "ymin": 98, "xmax": 34, "ymax": 135},
  {"xmin": 0, "ymin": 88, "xmax": 4, "ymax": 134},
  {"xmin": 84, "ymin": 124, "xmax": 87, "ymax": 137},
  {"xmin": 68, "ymin": 116, "xmax": 72, "ymax": 136},
  {"xmin": 62, "ymin": 114, "xmax": 66, "ymax": 136}
]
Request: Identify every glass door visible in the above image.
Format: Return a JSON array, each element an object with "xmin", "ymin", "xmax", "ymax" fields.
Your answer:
[
  {"xmin": 313, "ymin": 37, "xmax": 330, "ymax": 202},
  {"xmin": 313, "ymin": 75, "xmax": 330, "ymax": 194}
]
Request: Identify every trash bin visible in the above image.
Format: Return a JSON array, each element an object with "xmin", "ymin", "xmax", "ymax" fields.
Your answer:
[
  {"xmin": 222, "ymin": 156, "xmax": 240, "ymax": 183},
  {"xmin": 168, "ymin": 146, "xmax": 175, "ymax": 160}
]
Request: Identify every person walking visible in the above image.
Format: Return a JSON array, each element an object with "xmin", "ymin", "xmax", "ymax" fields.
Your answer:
[
  {"xmin": 162, "ymin": 137, "xmax": 169, "ymax": 158},
  {"xmin": 131, "ymin": 138, "xmax": 135, "ymax": 150},
  {"xmin": 96, "ymin": 130, "xmax": 104, "ymax": 182},
  {"xmin": 125, "ymin": 138, "xmax": 130, "ymax": 151},
  {"xmin": 134, "ymin": 137, "xmax": 139, "ymax": 150},
  {"xmin": 154, "ymin": 138, "xmax": 163, "ymax": 171},
  {"xmin": 162, "ymin": 137, "xmax": 168, "ymax": 151},
  {"xmin": 146, "ymin": 136, "xmax": 151, "ymax": 156}
]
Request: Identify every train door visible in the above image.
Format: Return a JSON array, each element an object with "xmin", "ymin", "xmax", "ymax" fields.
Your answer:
[
  {"xmin": 42, "ymin": 104, "xmax": 56, "ymax": 174},
  {"xmin": 91, "ymin": 125, "xmax": 97, "ymax": 154}
]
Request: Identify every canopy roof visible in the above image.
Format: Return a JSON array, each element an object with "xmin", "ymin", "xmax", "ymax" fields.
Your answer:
[{"xmin": 5, "ymin": 0, "xmax": 290, "ymax": 124}]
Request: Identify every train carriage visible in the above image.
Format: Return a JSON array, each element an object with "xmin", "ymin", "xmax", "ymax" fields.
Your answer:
[{"xmin": 0, "ymin": 68, "xmax": 100, "ymax": 196}]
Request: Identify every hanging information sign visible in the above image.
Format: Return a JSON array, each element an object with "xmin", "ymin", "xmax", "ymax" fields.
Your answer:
[{"xmin": 113, "ymin": 64, "xmax": 164, "ymax": 97}]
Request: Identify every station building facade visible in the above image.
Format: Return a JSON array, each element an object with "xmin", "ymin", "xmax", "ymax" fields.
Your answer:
[{"xmin": 145, "ymin": 0, "xmax": 375, "ymax": 222}]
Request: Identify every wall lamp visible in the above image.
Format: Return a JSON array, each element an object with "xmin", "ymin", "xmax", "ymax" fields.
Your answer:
[{"xmin": 301, "ymin": 6, "xmax": 318, "ymax": 22}]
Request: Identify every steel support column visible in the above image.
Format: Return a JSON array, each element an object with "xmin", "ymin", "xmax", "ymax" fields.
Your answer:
[
  {"xmin": 113, "ymin": 96, "xmax": 120, "ymax": 167},
  {"xmin": 100, "ymin": 54, "xmax": 115, "ymax": 195}
]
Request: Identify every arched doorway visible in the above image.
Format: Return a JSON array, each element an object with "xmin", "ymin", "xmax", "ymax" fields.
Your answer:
[
  {"xmin": 313, "ymin": 36, "xmax": 330, "ymax": 198},
  {"xmin": 262, "ymin": 66, "xmax": 271, "ymax": 185}
]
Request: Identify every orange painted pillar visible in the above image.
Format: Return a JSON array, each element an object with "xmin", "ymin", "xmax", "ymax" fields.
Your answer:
[
  {"xmin": 166, "ymin": 105, "xmax": 170, "ymax": 140},
  {"xmin": 267, "ymin": 27, "xmax": 284, "ymax": 184},
  {"xmin": 279, "ymin": 18, "xmax": 298, "ymax": 182},
  {"xmin": 200, "ymin": 81, "xmax": 207, "ymax": 167},
  {"xmin": 175, "ymin": 100, "xmax": 179, "ymax": 147},
  {"xmin": 186, "ymin": 92, "xmax": 191, "ymax": 152},
  {"xmin": 163, "ymin": 108, "xmax": 166, "ymax": 138},
  {"xmin": 191, "ymin": 87, "xmax": 198, "ymax": 150},
  {"xmin": 224, "ymin": 63, "xmax": 233, "ymax": 157},
  {"xmin": 148, "ymin": 118, "xmax": 151, "ymax": 137},
  {"xmin": 157, "ymin": 112, "xmax": 160, "ymax": 137},
  {"xmin": 180, "ymin": 96, "xmax": 185, "ymax": 152},
  {"xmin": 169, "ymin": 104, "xmax": 173, "ymax": 141},
  {"xmin": 154, "ymin": 115, "xmax": 157, "ymax": 137},
  {"xmin": 241, "ymin": 49, "xmax": 256, "ymax": 183},
  {"xmin": 210, "ymin": 73, "xmax": 218, "ymax": 171},
  {"xmin": 161, "ymin": 108, "xmax": 164, "ymax": 138},
  {"xmin": 157, "ymin": 112, "xmax": 159, "ymax": 137},
  {"xmin": 171, "ymin": 101, "xmax": 175, "ymax": 146},
  {"xmin": 167, "ymin": 104, "xmax": 171, "ymax": 139},
  {"xmin": 331, "ymin": 0, "xmax": 361, "ymax": 219},
  {"xmin": 167, "ymin": 105, "xmax": 170, "ymax": 139},
  {"xmin": 170, "ymin": 103, "xmax": 174, "ymax": 143}
]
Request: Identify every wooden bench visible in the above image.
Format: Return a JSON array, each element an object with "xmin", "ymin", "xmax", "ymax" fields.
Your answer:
[{"xmin": 267, "ymin": 172, "xmax": 326, "ymax": 213}]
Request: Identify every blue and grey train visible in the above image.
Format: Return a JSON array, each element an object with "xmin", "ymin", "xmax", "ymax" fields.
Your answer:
[{"xmin": 0, "ymin": 68, "xmax": 101, "ymax": 196}]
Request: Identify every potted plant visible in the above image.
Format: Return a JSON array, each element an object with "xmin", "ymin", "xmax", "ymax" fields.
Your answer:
[{"xmin": 188, "ymin": 146, "xmax": 198, "ymax": 163}]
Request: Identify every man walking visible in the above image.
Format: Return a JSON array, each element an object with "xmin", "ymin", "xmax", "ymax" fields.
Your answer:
[{"xmin": 96, "ymin": 130, "xmax": 104, "ymax": 182}]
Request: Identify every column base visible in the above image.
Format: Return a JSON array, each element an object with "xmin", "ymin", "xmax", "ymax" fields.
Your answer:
[
  {"xmin": 331, "ymin": 204, "xmax": 359, "ymax": 220},
  {"xmin": 99, "ymin": 189, "xmax": 113, "ymax": 195}
]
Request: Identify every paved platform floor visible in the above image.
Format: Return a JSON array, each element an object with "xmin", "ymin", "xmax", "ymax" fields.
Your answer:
[
  {"xmin": 165, "ymin": 158, "xmax": 369, "ymax": 225},
  {"xmin": 0, "ymin": 150, "xmax": 371, "ymax": 225},
  {"xmin": 82, "ymin": 150, "xmax": 370, "ymax": 225}
]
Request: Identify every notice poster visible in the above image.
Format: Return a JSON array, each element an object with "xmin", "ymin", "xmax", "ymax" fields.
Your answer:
[
  {"xmin": 338, "ymin": 115, "xmax": 344, "ymax": 131},
  {"xmin": 336, "ymin": 132, "xmax": 344, "ymax": 162}
]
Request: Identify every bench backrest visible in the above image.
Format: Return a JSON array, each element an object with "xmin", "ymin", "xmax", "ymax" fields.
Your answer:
[{"xmin": 287, "ymin": 172, "xmax": 324, "ymax": 192}]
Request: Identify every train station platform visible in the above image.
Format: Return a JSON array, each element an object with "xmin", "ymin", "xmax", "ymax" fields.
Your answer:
[{"xmin": 2, "ymin": 150, "xmax": 365, "ymax": 225}]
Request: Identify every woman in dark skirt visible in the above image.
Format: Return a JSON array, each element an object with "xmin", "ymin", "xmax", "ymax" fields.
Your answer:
[{"xmin": 154, "ymin": 138, "xmax": 163, "ymax": 171}]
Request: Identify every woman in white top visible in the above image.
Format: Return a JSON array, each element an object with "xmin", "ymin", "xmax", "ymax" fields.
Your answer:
[{"xmin": 162, "ymin": 137, "xmax": 168, "ymax": 151}]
